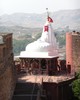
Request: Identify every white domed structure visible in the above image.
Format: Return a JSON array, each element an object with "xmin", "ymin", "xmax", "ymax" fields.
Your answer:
[{"xmin": 19, "ymin": 15, "xmax": 59, "ymax": 58}]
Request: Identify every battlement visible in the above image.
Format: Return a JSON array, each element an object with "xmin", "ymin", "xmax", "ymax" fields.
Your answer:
[
  {"xmin": 72, "ymin": 31, "xmax": 80, "ymax": 35},
  {"xmin": 0, "ymin": 33, "xmax": 13, "ymax": 61}
]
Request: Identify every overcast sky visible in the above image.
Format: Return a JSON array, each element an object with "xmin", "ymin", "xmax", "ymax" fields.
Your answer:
[{"xmin": 0, "ymin": 0, "xmax": 80, "ymax": 15}]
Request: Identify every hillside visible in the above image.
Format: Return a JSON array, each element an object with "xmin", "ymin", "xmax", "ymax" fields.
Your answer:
[
  {"xmin": 0, "ymin": 26, "xmax": 42, "ymax": 40},
  {"xmin": 0, "ymin": 9, "xmax": 80, "ymax": 29}
]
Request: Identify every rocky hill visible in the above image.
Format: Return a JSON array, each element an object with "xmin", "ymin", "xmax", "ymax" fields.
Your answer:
[{"xmin": 0, "ymin": 9, "xmax": 80, "ymax": 29}]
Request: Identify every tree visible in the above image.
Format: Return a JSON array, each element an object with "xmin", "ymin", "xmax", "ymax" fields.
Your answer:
[{"xmin": 72, "ymin": 72, "xmax": 80, "ymax": 100}]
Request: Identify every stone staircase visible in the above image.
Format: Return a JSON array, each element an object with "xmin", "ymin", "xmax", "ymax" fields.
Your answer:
[{"xmin": 12, "ymin": 82, "xmax": 39, "ymax": 100}]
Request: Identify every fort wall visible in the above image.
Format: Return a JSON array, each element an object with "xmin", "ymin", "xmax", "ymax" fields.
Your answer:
[{"xmin": 0, "ymin": 33, "xmax": 16, "ymax": 100}]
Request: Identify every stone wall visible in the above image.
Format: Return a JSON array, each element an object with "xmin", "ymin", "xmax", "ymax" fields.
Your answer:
[
  {"xmin": 43, "ymin": 78, "xmax": 75, "ymax": 100},
  {"xmin": 66, "ymin": 31, "xmax": 80, "ymax": 73},
  {"xmin": 0, "ymin": 33, "xmax": 16, "ymax": 100},
  {"xmin": 0, "ymin": 66, "xmax": 16, "ymax": 100},
  {"xmin": 72, "ymin": 32, "xmax": 80, "ymax": 71}
]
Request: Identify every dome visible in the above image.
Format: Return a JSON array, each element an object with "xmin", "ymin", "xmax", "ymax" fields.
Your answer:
[
  {"xmin": 19, "ymin": 16, "xmax": 59, "ymax": 58},
  {"xmin": 26, "ymin": 40, "xmax": 51, "ymax": 52}
]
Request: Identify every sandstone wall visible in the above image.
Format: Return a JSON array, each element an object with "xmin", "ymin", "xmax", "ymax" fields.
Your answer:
[
  {"xmin": 0, "ymin": 33, "xmax": 16, "ymax": 100},
  {"xmin": 0, "ymin": 65, "xmax": 16, "ymax": 100}
]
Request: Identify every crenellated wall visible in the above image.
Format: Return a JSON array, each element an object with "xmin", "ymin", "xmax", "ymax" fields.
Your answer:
[{"xmin": 0, "ymin": 33, "xmax": 16, "ymax": 100}]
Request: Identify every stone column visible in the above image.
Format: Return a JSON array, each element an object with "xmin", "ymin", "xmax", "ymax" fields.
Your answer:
[
  {"xmin": 39, "ymin": 59, "xmax": 41, "ymax": 74},
  {"xmin": 46, "ymin": 59, "xmax": 49, "ymax": 75}
]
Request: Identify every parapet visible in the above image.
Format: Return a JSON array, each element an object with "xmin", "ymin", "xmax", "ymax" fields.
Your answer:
[
  {"xmin": 0, "ymin": 33, "xmax": 13, "ymax": 60},
  {"xmin": 0, "ymin": 33, "xmax": 12, "ymax": 43},
  {"xmin": 72, "ymin": 31, "xmax": 80, "ymax": 36}
]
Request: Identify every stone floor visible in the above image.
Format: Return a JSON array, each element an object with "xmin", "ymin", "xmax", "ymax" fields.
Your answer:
[{"xmin": 17, "ymin": 72, "xmax": 75, "ymax": 83}]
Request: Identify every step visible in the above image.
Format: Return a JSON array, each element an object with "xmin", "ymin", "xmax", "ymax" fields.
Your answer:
[
  {"xmin": 12, "ymin": 82, "xmax": 39, "ymax": 100},
  {"xmin": 14, "ymin": 83, "xmax": 39, "ymax": 95},
  {"xmin": 12, "ymin": 95, "xmax": 37, "ymax": 100}
]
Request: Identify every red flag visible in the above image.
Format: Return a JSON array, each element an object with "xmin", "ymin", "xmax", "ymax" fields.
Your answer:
[
  {"xmin": 44, "ymin": 25, "xmax": 48, "ymax": 32},
  {"xmin": 48, "ymin": 16, "xmax": 53, "ymax": 22}
]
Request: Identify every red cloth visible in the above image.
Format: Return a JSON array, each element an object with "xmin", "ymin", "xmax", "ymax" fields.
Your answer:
[
  {"xmin": 48, "ymin": 16, "xmax": 53, "ymax": 22},
  {"xmin": 44, "ymin": 25, "xmax": 48, "ymax": 32}
]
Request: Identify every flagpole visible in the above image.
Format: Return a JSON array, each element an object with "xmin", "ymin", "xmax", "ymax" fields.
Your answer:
[{"xmin": 46, "ymin": 8, "xmax": 49, "ymax": 20}]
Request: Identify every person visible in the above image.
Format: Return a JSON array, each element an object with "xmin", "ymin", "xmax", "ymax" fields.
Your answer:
[
  {"xmin": 57, "ymin": 64, "xmax": 61, "ymax": 72},
  {"xmin": 67, "ymin": 62, "xmax": 71, "ymax": 74}
]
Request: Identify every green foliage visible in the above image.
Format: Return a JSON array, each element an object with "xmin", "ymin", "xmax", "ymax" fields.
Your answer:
[
  {"xmin": 13, "ymin": 38, "xmax": 35, "ymax": 56},
  {"xmin": 72, "ymin": 79, "xmax": 80, "ymax": 100},
  {"xmin": 72, "ymin": 71, "xmax": 80, "ymax": 100},
  {"xmin": 75, "ymin": 71, "xmax": 80, "ymax": 79},
  {"xmin": 55, "ymin": 31, "xmax": 66, "ymax": 47},
  {"xmin": 56, "ymin": 34, "xmax": 66, "ymax": 46}
]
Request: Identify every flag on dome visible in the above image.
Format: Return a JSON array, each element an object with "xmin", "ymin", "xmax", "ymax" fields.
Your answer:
[
  {"xmin": 44, "ymin": 25, "xmax": 48, "ymax": 32},
  {"xmin": 48, "ymin": 16, "xmax": 53, "ymax": 23}
]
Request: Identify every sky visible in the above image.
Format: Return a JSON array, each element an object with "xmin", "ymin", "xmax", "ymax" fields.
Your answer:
[{"xmin": 0, "ymin": 0, "xmax": 80, "ymax": 15}]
